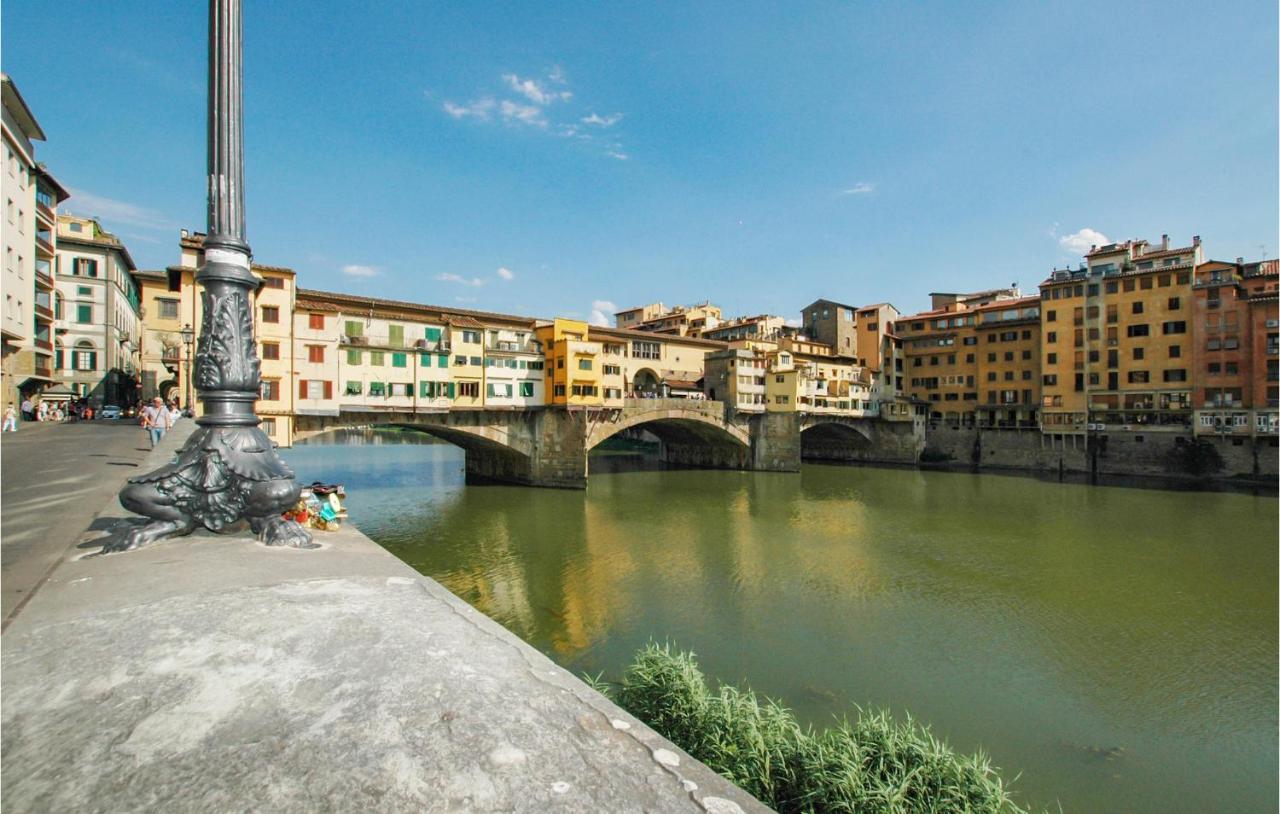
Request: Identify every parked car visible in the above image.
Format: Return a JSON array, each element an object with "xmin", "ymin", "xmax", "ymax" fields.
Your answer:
[{"xmin": 99, "ymin": 405, "xmax": 122, "ymax": 420}]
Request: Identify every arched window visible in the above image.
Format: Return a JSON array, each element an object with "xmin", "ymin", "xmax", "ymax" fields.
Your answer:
[{"xmin": 73, "ymin": 340, "xmax": 97, "ymax": 373}]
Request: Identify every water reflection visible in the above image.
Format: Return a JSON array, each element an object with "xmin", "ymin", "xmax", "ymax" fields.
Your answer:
[{"xmin": 283, "ymin": 431, "xmax": 1278, "ymax": 814}]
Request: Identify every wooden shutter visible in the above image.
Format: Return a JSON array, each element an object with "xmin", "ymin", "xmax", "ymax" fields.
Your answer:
[
  {"xmin": 299, "ymin": 380, "xmax": 308, "ymax": 399},
  {"xmin": 323, "ymin": 381, "xmax": 333, "ymax": 400}
]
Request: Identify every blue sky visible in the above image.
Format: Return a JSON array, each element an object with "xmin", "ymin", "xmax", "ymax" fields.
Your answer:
[{"xmin": 4, "ymin": 1, "xmax": 1276, "ymax": 322}]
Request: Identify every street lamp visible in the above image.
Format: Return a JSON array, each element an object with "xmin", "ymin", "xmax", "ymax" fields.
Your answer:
[
  {"xmin": 109, "ymin": 0, "xmax": 313, "ymax": 552},
  {"xmin": 180, "ymin": 323, "xmax": 195, "ymax": 413}
]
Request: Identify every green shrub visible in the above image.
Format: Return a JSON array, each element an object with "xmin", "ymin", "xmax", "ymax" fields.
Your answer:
[{"xmin": 603, "ymin": 643, "xmax": 1034, "ymax": 814}]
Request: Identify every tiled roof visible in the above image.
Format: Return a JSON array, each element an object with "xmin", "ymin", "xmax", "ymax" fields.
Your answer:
[
  {"xmin": 297, "ymin": 288, "xmax": 538, "ymax": 327},
  {"xmin": 898, "ymin": 295, "xmax": 1040, "ymax": 322},
  {"xmin": 588, "ymin": 324, "xmax": 728, "ymax": 348},
  {"xmin": 444, "ymin": 315, "xmax": 484, "ymax": 329}
]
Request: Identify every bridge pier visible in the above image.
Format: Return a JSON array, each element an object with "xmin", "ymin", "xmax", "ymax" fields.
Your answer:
[{"xmin": 747, "ymin": 413, "xmax": 802, "ymax": 473}]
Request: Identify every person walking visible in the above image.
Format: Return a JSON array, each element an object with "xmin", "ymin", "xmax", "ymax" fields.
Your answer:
[
  {"xmin": 37, "ymin": 400, "xmax": 48, "ymax": 422},
  {"xmin": 3, "ymin": 405, "xmax": 17, "ymax": 432},
  {"xmin": 141, "ymin": 396, "xmax": 170, "ymax": 449},
  {"xmin": 20, "ymin": 397, "xmax": 33, "ymax": 422}
]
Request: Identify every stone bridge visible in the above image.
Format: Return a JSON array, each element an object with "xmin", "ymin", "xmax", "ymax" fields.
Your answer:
[{"xmin": 293, "ymin": 398, "xmax": 922, "ymax": 488}]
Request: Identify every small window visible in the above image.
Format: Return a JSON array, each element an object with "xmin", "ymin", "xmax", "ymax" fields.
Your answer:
[
  {"xmin": 261, "ymin": 306, "xmax": 280, "ymax": 323},
  {"xmin": 261, "ymin": 342, "xmax": 280, "ymax": 360},
  {"xmin": 309, "ymin": 313, "xmax": 325, "ymax": 330},
  {"xmin": 307, "ymin": 345, "xmax": 325, "ymax": 364}
]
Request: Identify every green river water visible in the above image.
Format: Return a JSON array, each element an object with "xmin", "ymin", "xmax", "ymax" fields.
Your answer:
[{"xmin": 283, "ymin": 431, "xmax": 1277, "ymax": 814}]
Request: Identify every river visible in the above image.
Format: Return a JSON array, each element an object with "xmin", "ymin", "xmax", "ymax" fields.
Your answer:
[{"xmin": 283, "ymin": 430, "xmax": 1278, "ymax": 814}]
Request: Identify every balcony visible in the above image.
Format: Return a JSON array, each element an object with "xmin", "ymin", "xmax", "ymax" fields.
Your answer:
[
  {"xmin": 35, "ymin": 233, "xmax": 54, "ymax": 257},
  {"xmin": 34, "ymin": 259, "xmax": 54, "ymax": 288}
]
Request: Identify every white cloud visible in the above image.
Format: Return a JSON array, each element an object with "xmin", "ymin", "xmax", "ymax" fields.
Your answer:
[
  {"xmin": 784, "ymin": 318, "xmax": 802, "ymax": 328},
  {"xmin": 606, "ymin": 151, "xmax": 629, "ymax": 161},
  {"xmin": 342, "ymin": 264, "xmax": 380, "ymax": 278},
  {"xmin": 64, "ymin": 188, "xmax": 177, "ymax": 231},
  {"xmin": 436, "ymin": 273, "xmax": 485, "ymax": 287},
  {"xmin": 1059, "ymin": 227, "xmax": 1111, "ymax": 255},
  {"xmin": 837, "ymin": 182, "xmax": 875, "ymax": 196},
  {"xmin": 500, "ymin": 100, "xmax": 547, "ymax": 127},
  {"xmin": 589, "ymin": 299, "xmax": 618, "ymax": 327},
  {"xmin": 442, "ymin": 97, "xmax": 495, "ymax": 120},
  {"xmin": 548, "ymin": 65, "xmax": 567, "ymax": 84},
  {"xmin": 502, "ymin": 73, "xmax": 571, "ymax": 105},
  {"xmin": 496, "ymin": 267, "xmax": 515, "ymax": 281},
  {"xmin": 581, "ymin": 112, "xmax": 622, "ymax": 127}
]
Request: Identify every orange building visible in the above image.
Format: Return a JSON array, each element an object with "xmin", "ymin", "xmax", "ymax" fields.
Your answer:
[
  {"xmin": 1191, "ymin": 258, "xmax": 1279, "ymax": 439},
  {"xmin": 897, "ymin": 291, "xmax": 1041, "ymax": 427},
  {"xmin": 1039, "ymin": 236, "xmax": 1199, "ymax": 435}
]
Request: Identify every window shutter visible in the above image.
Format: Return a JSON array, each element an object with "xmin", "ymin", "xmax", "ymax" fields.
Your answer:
[
  {"xmin": 323, "ymin": 381, "xmax": 333, "ymax": 400},
  {"xmin": 299, "ymin": 380, "xmax": 308, "ymax": 399}
]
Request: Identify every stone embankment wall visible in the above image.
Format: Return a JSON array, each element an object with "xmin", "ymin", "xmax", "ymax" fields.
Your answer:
[
  {"xmin": 800, "ymin": 419, "xmax": 923, "ymax": 466},
  {"xmin": 921, "ymin": 424, "xmax": 1278, "ymax": 481}
]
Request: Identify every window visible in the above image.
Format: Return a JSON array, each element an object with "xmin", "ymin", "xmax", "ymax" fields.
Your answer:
[
  {"xmin": 1046, "ymin": 331, "xmax": 1057, "ymax": 343},
  {"xmin": 261, "ymin": 276, "xmax": 284, "ymax": 289},
  {"xmin": 77, "ymin": 304, "xmax": 92, "ymax": 323},
  {"xmin": 368, "ymin": 381, "xmax": 386, "ymax": 396},
  {"xmin": 1169, "ymin": 345, "xmax": 1181, "ymax": 358},
  {"xmin": 307, "ymin": 345, "xmax": 325, "ymax": 363},
  {"xmin": 1132, "ymin": 302, "xmax": 1144, "ymax": 315},
  {"xmin": 470, "ymin": 356, "xmax": 481, "ymax": 366},
  {"xmin": 437, "ymin": 354, "xmax": 449, "ymax": 368},
  {"xmin": 261, "ymin": 342, "xmax": 280, "ymax": 360},
  {"xmin": 1161, "ymin": 321, "xmax": 1186, "ymax": 335},
  {"xmin": 309, "ymin": 313, "xmax": 325, "ymax": 330},
  {"xmin": 260, "ymin": 379, "xmax": 280, "ymax": 400},
  {"xmin": 461, "ymin": 330, "xmax": 481, "ymax": 344},
  {"xmin": 520, "ymin": 382, "xmax": 534, "ymax": 398},
  {"xmin": 1163, "ymin": 369, "xmax": 1187, "ymax": 382},
  {"xmin": 346, "ymin": 381, "xmax": 362, "ymax": 395},
  {"xmin": 390, "ymin": 383, "xmax": 411, "ymax": 398},
  {"xmin": 1127, "ymin": 324, "xmax": 1150, "ymax": 338},
  {"xmin": 1127, "ymin": 370, "xmax": 1150, "ymax": 383},
  {"xmin": 1140, "ymin": 277, "xmax": 1153, "ymax": 290},
  {"xmin": 425, "ymin": 327, "xmax": 442, "ymax": 342},
  {"xmin": 344, "ymin": 320, "xmax": 363, "ymax": 337},
  {"xmin": 261, "ymin": 418, "xmax": 276, "ymax": 436},
  {"xmin": 370, "ymin": 351, "xmax": 385, "ymax": 365},
  {"xmin": 632, "ymin": 340, "xmax": 660, "ymax": 360},
  {"xmin": 389, "ymin": 325, "xmax": 404, "ymax": 347},
  {"xmin": 1167, "ymin": 297, "xmax": 1180, "ymax": 310},
  {"xmin": 454, "ymin": 355, "xmax": 467, "ymax": 366},
  {"xmin": 1133, "ymin": 347, "xmax": 1145, "ymax": 360},
  {"xmin": 392, "ymin": 352, "xmax": 407, "ymax": 368},
  {"xmin": 1047, "ymin": 352, "xmax": 1057, "ymax": 364},
  {"xmin": 73, "ymin": 258, "xmax": 98, "ymax": 277},
  {"xmin": 457, "ymin": 381, "xmax": 480, "ymax": 398},
  {"xmin": 74, "ymin": 346, "xmax": 97, "ymax": 371},
  {"xmin": 1043, "ymin": 374, "xmax": 1058, "ymax": 386},
  {"xmin": 298, "ymin": 380, "xmax": 331, "ymax": 400},
  {"xmin": 157, "ymin": 298, "xmax": 179, "ymax": 319},
  {"xmin": 1046, "ymin": 310, "xmax": 1056, "ymax": 322},
  {"xmin": 261, "ymin": 306, "xmax": 280, "ymax": 323},
  {"xmin": 347, "ymin": 349, "xmax": 362, "ymax": 365}
]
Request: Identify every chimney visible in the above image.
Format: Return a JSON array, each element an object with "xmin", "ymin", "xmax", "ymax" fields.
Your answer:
[
  {"xmin": 1236, "ymin": 256, "xmax": 1244, "ymax": 265},
  {"xmin": 1161, "ymin": 234, "xmax": 1169, "ymax": 250},
  {"xmin": 1193, "ymin": 235, "xmax": 1201, "ymax": 246}
]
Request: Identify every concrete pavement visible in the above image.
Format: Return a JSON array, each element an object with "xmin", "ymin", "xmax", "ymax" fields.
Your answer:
[
  {"xmin": 0, "ymin": 418, "xmax": 173, "ymax": 626},
  {"xmin": 1, "ymin": 423, "xmax": 767, "ymax": 813}
]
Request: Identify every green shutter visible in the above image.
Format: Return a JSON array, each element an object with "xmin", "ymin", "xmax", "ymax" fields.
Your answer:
[
  {"xmin": 392, "ymin": 352, "xmax": 407, "ymax": 368},
  {"xmin": 389, "ymin": 325, "xmax": 404, "ymax": 347},
  {"xmin": 438, "ymin": 354, "xmax": 448, "ymax": 368},
  {"xmin": 426, "ymin": 327, "xmax": 441, "ymax": 342},
  {"xmin": 344, "ymin": 320, "xmax": 362, "ymax": 337},
  {"xmin": 447, "ymin": 382, "xmax": 455, "ymax": 399},
  {"xmin": 347, "ymin": 349, "xmax": 361, "ymax": 365}
]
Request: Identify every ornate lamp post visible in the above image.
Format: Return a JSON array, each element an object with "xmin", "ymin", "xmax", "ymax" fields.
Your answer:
[
  {"xmin": 108, "ymin": 0, "xmax": 313, "ymax": 552},
  {"xmin": 180, "ymin": 323, "xmax": 195, "ymax": 412}
]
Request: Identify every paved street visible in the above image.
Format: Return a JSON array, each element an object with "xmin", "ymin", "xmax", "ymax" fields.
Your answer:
[{"xmin": 0, "ymin": 419, "xmax": 161, "ymax": 627}]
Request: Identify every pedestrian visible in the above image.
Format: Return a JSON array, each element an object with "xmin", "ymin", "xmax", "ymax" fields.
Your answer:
[
  {"xmin": 37, "ymin": 400, "xmax": 48, "ymax": 422},
  {"xmin": 3, "ymin": 405, "xmax": 17, "ymax": 432},
  {"xmin": 20, "ymin": 397, "xmax": 33, "ymax": 422},
  {"xmin": 141, "ymin": 396, "xmax": 170, "ymax": 448}
]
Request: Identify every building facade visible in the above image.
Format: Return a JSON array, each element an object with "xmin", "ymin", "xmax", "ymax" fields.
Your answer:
[
  {"xmin": 1039, "ymin": 236, "xmax": 1200, "ymax": 435},
  {"xmin": 800, "ymin": 299, "xmax": 858, "ymax": 357},
  {"xmin": 2, "ymin": 75, "xmax": 66, "ymax": 412},
  {"xmin": 53, "ymin": 215, "xmax": 142, "ymax": 407}
]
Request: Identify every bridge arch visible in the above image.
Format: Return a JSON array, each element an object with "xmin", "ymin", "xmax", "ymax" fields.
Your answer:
[{"xmin": 586, "ymin": 406, "xmax": 749, "ymax": 452}]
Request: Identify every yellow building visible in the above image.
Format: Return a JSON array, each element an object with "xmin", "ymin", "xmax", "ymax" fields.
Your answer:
[
  {"xmin": 897, "ymin": 291, "xmax": 1041, "ymax": 427},
  {"xmin": 136, "ymin": 230, "xmax": 298, "ymax": 446},
  {"xmin": 537, "ymin": 318, "xmax": 602, "ymax": 407},
  {"xmin": 1039, "ymin": 236, "xmax": 1200, "ymax": 434}
]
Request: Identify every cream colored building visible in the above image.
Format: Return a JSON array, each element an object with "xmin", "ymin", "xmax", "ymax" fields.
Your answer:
[
  {"xmin": 2, "ymin": 75, "xmax": 66, "ymax": 411},
  {"xmin": 52, "ymin": 215, "xmax": 143, "ymax": 407}
]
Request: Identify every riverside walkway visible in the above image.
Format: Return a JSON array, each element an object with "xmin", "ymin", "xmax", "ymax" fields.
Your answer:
[{"xmin": 1, "ymin": 424, "xmax": 765, "ymax": 813}]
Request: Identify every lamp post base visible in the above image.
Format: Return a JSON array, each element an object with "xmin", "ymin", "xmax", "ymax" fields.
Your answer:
[{"xmin": 106, "ymin": 425, "xmax": 316, "ymax": 553}]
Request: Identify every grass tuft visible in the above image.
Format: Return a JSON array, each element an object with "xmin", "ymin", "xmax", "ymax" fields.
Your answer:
[{"xmin": 603, "ymin": 642, "xmax": 1036, "ymax": 813}]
